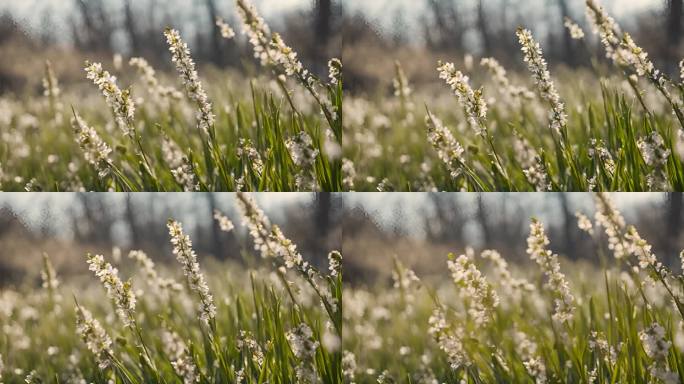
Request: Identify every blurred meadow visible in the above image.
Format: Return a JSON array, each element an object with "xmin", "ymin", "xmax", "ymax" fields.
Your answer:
[
  {"xmin": 0, "ymin": 192, "xmax": 343, "ymax": 383},
  {"xmin": 0, "ymin": 0, "xmax": 342, "ymax": 191}
]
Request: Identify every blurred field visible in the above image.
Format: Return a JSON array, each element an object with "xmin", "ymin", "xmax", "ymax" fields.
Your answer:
[
  {"xmin": 342, "ymin": 0, "xmax": 684, "ymax": 192},
  {"xmin": 0, "ymin": 0, "xmax": 342, "ymax": 191},
  {"xmin": 342, "ymin": 193, "xmax": 684, "ymax": 383},
  {"xmin": 0, "ymin": 192, "xmax": 342, "ymax": 383}
]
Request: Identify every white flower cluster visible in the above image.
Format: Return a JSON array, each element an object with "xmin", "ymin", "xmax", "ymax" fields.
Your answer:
[
  {"xmin": 213, "ymin": 210, "xmax": 235, "ymax": 232},
  {"xmin": 286, "ymin": 131, "xmax": 319, "ymax": 190},
  {"xmin": 585, "ymin": 0, "xmax": 622, "ymax": 64},
  {"xmin": 342, "ymin": 158, "xmax": 356, "ymax": 190},
  {"xmin": 328, "ymin": 251, "xmax": 342, "ymax": 277},
  {"xmin": 427, "ymin": 309, "xmax": 469, "ymax": 370},
  {"xmin": 164, "ymin": 28, "xmax": 215, "ymax": 136},
  {"xmin": 71, "ymin": 112, "xmax": 113, "ymax": 178},
  {"xmin": 76, "ymin": 306, "xmax": 114, "ymax": 370},
  {"xmin": 425, "ymin": 112, "xmax": 465, "ymax": 179},
  {"xmin": 480, "ymin": 250, "xmax": 535, "ymax": 294},
  {"xmin": 40, "ymin": 253, "xmax": 60, "ymax": 292},
  {"xmin": 271, "ymin": 32, "xmax": 305, "ymax": 77},
  {"xmin": 392, "ymin": 61, "xmax": 412, "ymax": 99},
  {"xmin": 480, "ymin": 58, "xmax": 534, "ymax": 101},
  {"xmin": 448, "ymin": 254, "xmax": 499, "ymax": 326},
  {"xmin": 235, "ymin": 192, "xmax": 273, "ymax": 258},
  {"xmin": 563, "ymin": 17, "xmax": 585, "ymax": 40},
  {"xmin": 342, "ymin": 351, "xmax": 357, "ymax": 383},
  {"xmin": 215, "ymin": 17, "xmax": 235, "ymax": 39},
  {"xmin": 523, "ymin": 156, "xmax": 552, "ymax": 192},
  {"xmin": 167, "ymin": 220, "xmax": 216, "ymax": 324},
  {"xmin": 128, "ymin": 250, "xmax": 183, "ymax": 293},
  {"xmin": 286, "ymin": 323, "xmax": 319, "ymax": 383},
  {"xmin": 162, "ymin": 138, "xmax": 199, "ymax": 191},
  {"xmin": 437, "ymin": 61, "xmax": 487, "ymax": 135},
  {"xmin": 623, "ymin": 33, "xmax": 668, "ymax": 90},
  {"xmin": 625, "ymin": 226, "xmax": 663, "ymax": 273},
  {"xmin": 517, "ymin": 28, "xmax": 567, "ymax": 137},
  {"xmin": 86, "ymin": 254, "xmax": 137, "ymax": 327},
  {"xmin": 161, "ymin": 330, "xmax": 200, "ymax": 384},
  {"xmin": 513, "ymin": 135, "xmax": 551, "ymax": 191},
  {"xmin": 329, "ymin": 58, "xmax": 342, "ymax": 86},
  {"xmin": 637, "ymin": 132, "xmax": 671, "ymax": 191},
  {"xmin": 588, "ymin": 138, "xmax": 616, "ymax": 176},
  {"xmin": 526, "ymin": 219, "xmax": 574, "ymax": 323},
  {"xmin": 640, "ymin": 323, "xmax": 679, "ymax": 384},
  {"xmin": 84, "ymin": 62, "xmax": 135, "ymax": 136},
  {"xmin": 42, "ymin": 60, "xmax": 61, "ymax": 100},
  {"xmin": 575, "ymin": 212, "xmax": 594, "ymax": 235},
  {"xmin": 593, "ymin": 193, "xmax": 631, "ymax": 260},
  {"xmin": 514, "ymin": 331, "xmax": 547, "ymax": 384},
  {"xmin": 589, "ymin": 331, "xmax": 617, "ymax": 366},
  {"xmin": 237, "ymin": 330, "xmax": 264, "ymax": 367},
  {"xmin": 129, "ymin": 57, "xmax": 182, "ymax": 102},
  {"xmin": 236, "ymin": 0, "xmax": 274, "ymax": 66},
  {"xmin": 237, "ymin": 138, "xmax": 264, "ymax": 177}
]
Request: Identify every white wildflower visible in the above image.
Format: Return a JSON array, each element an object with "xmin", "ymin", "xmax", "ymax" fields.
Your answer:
[
  {"xmin": 128, "ymin": 250, "xmax": 183, "ymax": 293},
  {"xmin": 640, "ymin": 323, "xmax": 679, "ymax": 384},
  {"xmin": 437, "ymin": 61, "xmax": 487, "ymax": 135},
  {"xmin": 564, "ymin": 17, "xmax": 585, "ymax": 40},
  {"xmin": 75, "ymin": 306, "xmax": 114, "ymax": 370},
  {"xmin": 84, "ymin": 61, "xmax": 135, "ymax": 136},
  {"xmin": 167, "ymin": 220, "xmax": 216, "ymax": 324},
  {"xmin": 428, "ymin": 308, "xmax": 469, "ymax": 370},
  {"xmin": 161, "ymin": 330, "xmax": 200, "ymax": 384},
  {"xmin": 342, "ymin": 158, "xmax": 356, "ymax": 190},
  {"xmin": 638, "ymin": 132, "xmax": 670, "ymax": 190},
  {"xmin": 425, "ymin": 112, "xmax": 465, "ymax": 179},
  {"xmin": 526, "ymin": 219, "xmax": 574, "ymax": 323},
  {"xmin": 287, "ymin": 323, "xmax": 319, "ymax": 383},
  {"xmin": 448, "ymin": 253, "xmax": 499, "ymax": 326},
  {"xmin": 71, "ymin": 111, "xmax": 113, "ymax": 178},
  {"xmin": 164, "ymin": 28, "xmax": 215, "ymax": 136},
  {"xmin": 575, "ymin": 212, "xmax": 594, "ymax": 235},
  {"xmin": 86, "ymin": 254, "xmax": 136, "ymax": 327},
  {"xmin": 517, "ymin": 28, "xmax": 567, "ymax": 137},
  {"xmin": 215, "ymin": 17, "xmax": 235, "ymax": 39},
  {"xmin": 213, "ymin": 210, "xmax": 234, "ymax": 232},
  {"xmin": 594, "ymin": 193, "xmax": 630, "ymax": 260},
  {"xmin": 286, "ymin": 131, "xmax": 319, "ymax": 190}
]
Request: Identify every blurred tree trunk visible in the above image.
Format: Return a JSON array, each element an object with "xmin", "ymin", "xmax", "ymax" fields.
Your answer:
[
  {"xmin": 426, "ymin": 194, "xmax": 464, "ymax": 244},
  {"xmin": 73, "ymin": 0, "xmax": 113, "ymax": 51},
  {"xmin": 124, "ymin": 0, "xmax": 140, "ymax": 54},
  {"xmin": 669, "ymin": 0, "xmax": 683, "ymax": 47},
  {"xmin": 205, "ymin": 0, "xmax": 224, "ymax": 65},
  {"xmin": 125, "ymin": 195, "xmax": 140, "ymax": 249},
  {"xmin": 315, "ymin": 0, "xmax": 332, "ymax": 47},
  {"xmin": 424, "ymin": 0, "xmax": 465, "ymax": 51},
  {"xmin": 206, "ymin": 194, "xmax": 224, "ymax": 259},
  {"xmin": 557, "ymin": 0, "xmax": 574, "ymax": 66},
  {"xmin": 666, "ymin": 193, "xmax": 683, "ymax": 262},
  {"xmin": 477, "ymin": 195, "xmax": 492, "ymax": 246},
  {"xmin": 476, "ymin": 0, "xmax": 492, "ymax": 54},
  {"xmin": 315, "ymin": 193, "xmax": 332, "ymax": 237},
  {"xmin": 558, "ymin": 194, "xmax": 575, "ymax": 259}
]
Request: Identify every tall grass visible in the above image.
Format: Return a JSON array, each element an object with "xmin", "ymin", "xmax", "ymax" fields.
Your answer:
[
  {"xmin": 0, "ymin": 0, "xmax": 342, "ymax": 192},
  {"xmin": 0, "ymin": 192, "xmax": 342, "ymax": 383},
  {"xmin": 343, "ymin": 193, "xmax": 684, "ymax": 383},
  {"xmin": 343, "ymin": 0, "xmax": 684, "ymax": 192}
]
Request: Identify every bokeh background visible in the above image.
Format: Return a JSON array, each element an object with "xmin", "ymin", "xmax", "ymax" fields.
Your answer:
[
  {"xmin": 0, "ymin": 193, "xmax": 342, "ymax": 287},
  {"xmin": 342, "ymin": 193, "xmax": 684, "ymax": 285},
  {"xmin": 0, "ymin": 0, "xmax": 341, "ymax": 93},
  {"xmin": 344, "ymin": 0, "xmax": 684, "ymax": 92}
]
